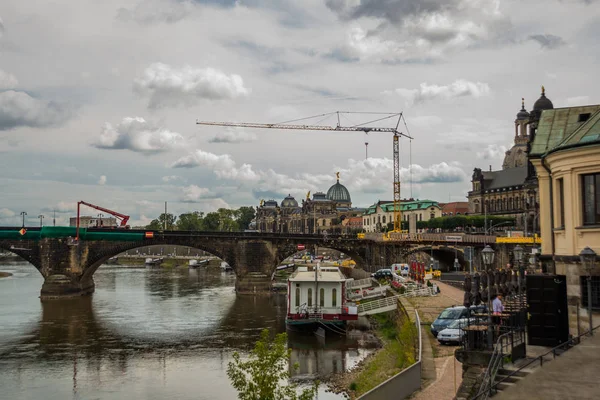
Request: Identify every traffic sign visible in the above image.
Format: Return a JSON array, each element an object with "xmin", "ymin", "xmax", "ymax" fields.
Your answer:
[{"xmin": 19, "ymin": 228, "xmax": 27, "ymax": 236}]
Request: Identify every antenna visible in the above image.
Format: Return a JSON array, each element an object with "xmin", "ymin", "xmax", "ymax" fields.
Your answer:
[{"xmin": 365, "ymin": 142, "xmax": 369, "ymax": 159}]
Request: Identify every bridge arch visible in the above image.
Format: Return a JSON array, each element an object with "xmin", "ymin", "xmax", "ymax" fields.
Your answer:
[{"xmin": 405, "ymin": 245, "xmax": 466, "ymax": 272}]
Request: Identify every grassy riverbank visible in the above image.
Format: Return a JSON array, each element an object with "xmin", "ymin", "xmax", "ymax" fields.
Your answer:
[
  {"xmin": 0, "ymin": 272, "xmax": 12, "ymax": 278},
  {"xmin": 338, "ymin": 311, "xmax": 417, "ymax": 398}
]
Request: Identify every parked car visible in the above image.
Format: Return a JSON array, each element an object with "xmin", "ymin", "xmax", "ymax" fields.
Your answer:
[
  {"xmin": 437, "ymin": 318, "xmax": 476, "ymax": 345},
  {"xmin": 371, "ymin": 269, "xmax": 393, "ymax": 280},
  {"xmin": 430, "ymin": 305, "xmax": 487, "ymax": 337}
]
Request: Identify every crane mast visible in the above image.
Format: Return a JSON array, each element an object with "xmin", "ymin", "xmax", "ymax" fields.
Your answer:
[{"xmin": 196, "ymin": 112, "xmax": 413, "ymax": 232}]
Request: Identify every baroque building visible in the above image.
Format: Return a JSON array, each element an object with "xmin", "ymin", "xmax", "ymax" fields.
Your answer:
[
  {"xmin": 362, "ymin": 199, "xmax": 442, "ymax": 232},
  {"xmin": 468, "ymin": 87, "xmax": 555, "ymax": 233},
  {"xmin": 529, "ymin": 100, "xmax": 600, "ymax": 335},
  {"xmin": 254, "ymin": 174, "xmax": 364, "ymax": 234}
]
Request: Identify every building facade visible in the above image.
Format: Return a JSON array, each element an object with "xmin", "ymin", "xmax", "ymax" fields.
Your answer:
[
  {"xmin": 467, "ymin": 88, "xmax": 555, "ymax": 234},
  {"xmin": 530, "ymin": 101, "xmax": 600, "ymax": 335},
  {"xmin": 362, "ymin": 200, "xmax": 442, "ymax": 232},
  {"xmin": 440, "ymin": 202, "xmax": 470, "ymax": 216},
  {"xmin": 254, "ymin": 175, "xmax": 364, "ymax": 234}
]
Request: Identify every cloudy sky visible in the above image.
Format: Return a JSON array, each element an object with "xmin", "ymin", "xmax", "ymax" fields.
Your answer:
[{"xmin": 1, "ymin": 0, "xmax": 599, "ymax": 227}]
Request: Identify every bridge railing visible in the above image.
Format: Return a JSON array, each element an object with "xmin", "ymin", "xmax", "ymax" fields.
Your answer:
[{"xmin": 360, "ymin": 232, "xmax": 500, "ymax": 244}]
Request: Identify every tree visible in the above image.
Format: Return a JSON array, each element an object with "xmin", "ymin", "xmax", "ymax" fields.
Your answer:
[
  {"xmin": 177, "ymin": 211, "xmax": 204, "ymax": 231},
  {"xmin": 227, "ymin": 329, "xmax": 319, "ymax": 400},
  {"xmin": 218, "ymin": 208, "xmax": 239, "ymax": 231},
  {"xmin": 236, "ymin": 206, "xmax": 256, "ymax": 230},
  {"xmin": 203, "ymin": 212, "xmax": 221, "ymax": 231},
  {"xmin": 146, "ymin": 213, "xmax": 176, "ymax": 230}
]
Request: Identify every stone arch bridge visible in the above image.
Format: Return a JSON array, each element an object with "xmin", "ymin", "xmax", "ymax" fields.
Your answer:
[{"xmin": 0, "ymin": 227, "xmax": 504, "ymax": 299}]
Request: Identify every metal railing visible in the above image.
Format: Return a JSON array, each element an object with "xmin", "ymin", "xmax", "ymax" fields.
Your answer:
[
  {"xmin": 475, "ymin": 324, "xmax": 600, "ymax": 399},
  {"xmin": 474, "ymin": 331, "xmax": 517, "ymax": 399},
  {"xmin": 347, "ymin": 278, "xmax": 374, "ymax": 289},
  {"xmin": 357, "ymin": 287, "xmax": 435, "ymax": 316}
]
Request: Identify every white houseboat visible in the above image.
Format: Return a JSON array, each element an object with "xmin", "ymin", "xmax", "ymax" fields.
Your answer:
[{"xmin": 286, "ymin": 265, "xmax": 357, "ymax": 330}]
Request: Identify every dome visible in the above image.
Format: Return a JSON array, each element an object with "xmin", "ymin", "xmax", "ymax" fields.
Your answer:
[
  {"xmin": 516, "ymin": 98, "xmax": 530, "ymax": 121},
  {"xmin": 533, "ymin": 86, "xmax": 554, "ymax": 111},
  {"xmin": 327, "ymin": 180, "xmax": 351, "ymax": 203},
  {"xmin": 502, "ymin": 144, "xmax": 527, "ymax": 169},
  {"xmin": 281, "ymin": 194, "xmax": 298, "ymax": 208}
]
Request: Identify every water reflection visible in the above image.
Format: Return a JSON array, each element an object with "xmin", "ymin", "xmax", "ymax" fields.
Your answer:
[{"xmin": 0, "ymin": 263, "xmax": 369, "ymax": 399}]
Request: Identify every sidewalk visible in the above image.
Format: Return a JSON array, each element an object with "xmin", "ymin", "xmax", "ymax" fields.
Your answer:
[{"xmin": 494, "ymin": 332, "xmax": 600, "ymax": 400}]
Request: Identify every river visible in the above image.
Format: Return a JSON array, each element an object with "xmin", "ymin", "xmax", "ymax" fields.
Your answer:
[{"xmin": 0, "ymin": 261, "xmax": 375, "ymax": 399}]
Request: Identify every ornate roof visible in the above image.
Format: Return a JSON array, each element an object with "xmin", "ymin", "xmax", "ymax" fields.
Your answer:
[
  {"xmin": 533, "ymin": 86, "xmax": 554, "ymax": 111},
  {"xmin": 516, "ymin": 98, "xmax": 530, "ymax": 121},
  {"xmin": 281, "ymin": 194, "xmax": 298, "ymax": 208},
  {"xmin": 326, "ymin": 175, "xmax": 351, "ymax": 203},
  {"xmin": 502, "ymin": 144, "xmax": 527, "ymax": 169}
]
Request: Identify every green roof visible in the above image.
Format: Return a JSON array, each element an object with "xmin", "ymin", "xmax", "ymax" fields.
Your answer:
[
  {"xmin": 530, "ymin": 105, "xmax": 600, "ymax": 157},
  {"xmin": 363, "ymin": 200, "xmax": 440, "ymax": 215}
]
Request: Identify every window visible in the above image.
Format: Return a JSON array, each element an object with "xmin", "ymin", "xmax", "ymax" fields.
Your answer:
[
  {"xmin": 320, "ymin": 288, "xmax": 325, "ymax": 307},
  {"xmin": 332, "ymin": 288, "xmax": 337, "ymax": 307},
  {"xmin": 307, "ymin": 288, "xmax": 312, "ymax": 307},
  {"xmin": 580, "ymin": 276, "xmax": 600, "ymax": 310},
  {"xmin": 295, "ymin": 287, "xmax": 300, "ymax": 307},
  {"xmin": 430, "ymin": 213, "xmax": 435, "ymax": 220},
  {"xmin": 557, "ymin": 178, "xmax": 565, "ymax": 228},
  {"xmin": 583, "ymin": 173, "xmax": 600, "ymax": 225},
  {"xmin": 578, "ymin": 113, "xmax": 591, "ymax": 123},
  {"xmin": 382, "ymin": 216, "xmax": 386, "ymax": 224}
]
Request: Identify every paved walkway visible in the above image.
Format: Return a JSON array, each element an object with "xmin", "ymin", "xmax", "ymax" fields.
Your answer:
[{"xmin": 494, "ymin": 333, "xmax": 600, "ymax": 400}]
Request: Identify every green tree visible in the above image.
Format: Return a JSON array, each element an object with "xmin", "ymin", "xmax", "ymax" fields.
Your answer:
[
  {"xmin": 227, "ymin": 329, "xmax": 319, "ymax": 400},
  {"xmin": 146, "ymin": 213, "xmax": 176, "ymax": 230},
  {"xmin": 177, "ymin": 211, "xmax": 204, "ymax": 231},
  {"xmin": 236, "ymin": 206, "xmax": 256, "ymax": 230},
  {"xmin": 203, "ymin": 212, "xmax": 221, "ymax": 231},
  {"xmin": 218, "ymin": 208, "xmax": 239, "ymax": 231}
]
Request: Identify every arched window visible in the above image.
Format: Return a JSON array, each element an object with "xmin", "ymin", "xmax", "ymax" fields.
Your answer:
[
  {"xmin": 320, "ymin": 288, "xmax": 325, "ymax": 307},
  {"xmin": 382, "ymin": 216, "xmax": 386, "ymax": 224},
  {"xmin": 308, "ymin": 288, "xmax": 312, "ymax": 307},
  {"xmin": 295, "ymin": 287, "xmax": 300, "ymax": 307},
  {"xmin": 515, "ymin": 197, "xmax": 520, "ymax": 209},
  {"xmin": 332, "ymin": 288, "xmax": 337, "ymax": 307}
]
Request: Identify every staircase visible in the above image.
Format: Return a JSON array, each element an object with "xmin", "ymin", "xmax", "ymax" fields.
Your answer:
[{"xmin": 492, "ymin": 366, "xmax": 535, "ymax": 394}]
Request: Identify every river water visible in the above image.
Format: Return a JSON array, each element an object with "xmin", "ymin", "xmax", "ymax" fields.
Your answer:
[{"xmin": 0, "ymin": 261, "xmax": 374, "ymax": 400}]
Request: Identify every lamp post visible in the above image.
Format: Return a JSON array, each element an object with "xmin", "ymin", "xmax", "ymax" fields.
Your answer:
[
  {"xmin": 482, "ymin": 245, "xmax": 496, "ymax": 348},
  {"xmin": 20, "ymin": 211, "xmax": 27, "ymax": 228},
  {"xmin": 514, "ymin": 245, "xmax": 524, "ymax": 309},
  {"xmin": 580, "ymin": 247, "xmax": 597, "ymax": 336},
  {"xmin": 38, "ymin": 215, "xmax": 44, "ymax": 227}
]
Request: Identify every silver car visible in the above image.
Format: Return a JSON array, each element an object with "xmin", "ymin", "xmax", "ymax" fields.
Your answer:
[{"xmin": 437, "ymin": 318, "xmax": 475, "ymax": 345}]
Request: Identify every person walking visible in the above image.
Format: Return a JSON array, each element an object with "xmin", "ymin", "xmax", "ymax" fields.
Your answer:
[{"xmin": 492, "ymin": 293, "xmax": 504, "ymax": 336}]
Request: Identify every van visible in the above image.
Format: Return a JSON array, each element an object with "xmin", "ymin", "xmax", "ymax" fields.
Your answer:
[
  {"xmin": 391, "ymin": 263, "xmax": 410, "ymax": 277},
  {"xmin": 430, "ymin": 305, "xmax": 487, "ymax": 337}
]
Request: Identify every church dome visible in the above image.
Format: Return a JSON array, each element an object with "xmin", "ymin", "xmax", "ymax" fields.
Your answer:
[
  {"xmin": 533, "ymin": 86, "xmax": 554, "ymax": 111},
  {"xmin": 516, "ymin": 98, "xmax": 530, "ymax": 121},
  {"xmin": 327, "ymin": 179, "xmax": 351, "ymax": 203},
  {"xmin": 281, "ymin": 194, "xmax": 298, "ymax": 208}
]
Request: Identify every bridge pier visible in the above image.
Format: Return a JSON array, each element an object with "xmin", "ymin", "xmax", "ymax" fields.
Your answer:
[{"xmin": 41, "ymin": 274, "xmax": 95, "ymax": 299}]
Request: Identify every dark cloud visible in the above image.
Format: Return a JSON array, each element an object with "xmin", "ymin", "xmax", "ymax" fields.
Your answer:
[
  {"xmin": 528, "ymin": 34, "xmax": 566, "ymax": 49},
  {"xmin": 0, "ymin": 90, "xmax": 73, "ymax": 131},
  {"xmin": 325, "ymin": 0, "xmax": 455, "ymax": 23}
]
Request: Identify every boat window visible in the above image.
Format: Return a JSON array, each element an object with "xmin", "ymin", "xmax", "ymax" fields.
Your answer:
[
  {"xmin": 308, "ymin": 288, "xmax": 312, "ymax": 307},
  {"xmin": 320, "ymin": 288, "xmax": 325, "ymax": 307},
  {"xmin": 295, "ymin": 288, "xmax": 300, "ymax": 307},
  {"xmin": 332, "ymin": 288, "xmax": 337, "ymax": 307}
]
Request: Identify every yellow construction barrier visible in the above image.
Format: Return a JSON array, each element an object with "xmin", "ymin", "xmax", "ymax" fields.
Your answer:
[{"xmin": 495, "ymin": 235, "xmax": 542, "ymax": 244}]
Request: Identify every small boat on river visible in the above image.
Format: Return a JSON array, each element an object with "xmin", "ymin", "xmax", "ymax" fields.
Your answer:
[
  {"xmin": 189, "ymin": 259, "xmax": 208, "ymax": 269},
  {"xmin": 286, "ymin": 265, "xmax": 358, "ymax": 333},
  {"xmin": 145, "ymin": 257, "xmax": 163, "ymax": 266}
]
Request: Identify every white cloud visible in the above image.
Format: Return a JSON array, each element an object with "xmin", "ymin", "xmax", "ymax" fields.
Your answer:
[
  {"xmin": 390, "ymin": 79, "xmax": 491, "ymax": 105},
  {"xmin": 0, "ymin": 69, "xmax": 18, "ymax": 89},
  {"xmin": 93, "ymin": 117, "xmax": 184, "ymax": 154},
  {"xmin": 208, "ymin": 128, "xmax": 258, "ymax": 144},
  {"xmin": 181, "ymin": 185, "xmax": 211, "ymax": 202},
  {"xmin": 0, "ymin": 90, "xmax": 73, "ymax": 131},
  {"xmin": 41, "ymin": 201, "xmax": 77, "ymax": 213},
  {"xmin": 133, "ymin": 63, "xmax": 251, "ymax": 109},
  {"xmin": 328, "ymin": 0, "xmax": 512, "ymax": 63},
  {"xmin": 477, "ymin": 144, "xmax": 508, "ymax": 160},
  {"xmin": 0, "ymin": 208, "xmax": 15, "ymax": 218},
  {"xmin": 98, "ymin": 175, "xmax": 107, "ymax": 185},
  {"xmin": 171, "ymin": 149, "xmax": 260, "ymax": 181},
  {"xmin": 162, "ymin": 175, "xmax": 186, "ymax": 183}
]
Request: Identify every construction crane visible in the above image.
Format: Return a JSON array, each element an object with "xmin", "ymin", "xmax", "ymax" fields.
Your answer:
[
  {"xmin": 196, "ymin": 111, "xmax": 413, "ymax": 231},
  {"xmin": 76, "ymin": 201, "xmax": 130, "ymax": 241}
]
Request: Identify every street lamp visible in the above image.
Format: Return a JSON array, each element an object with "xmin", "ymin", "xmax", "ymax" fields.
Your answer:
[
  {"xmin": 20, "ymin": 211, "xmax": 27, "ymax": 228},
  {"xmin": 580, "ymin": 246, "xmax": 597, "ymax": 336},
  {"xmin": 482, "ymin": 245, "xmax": 496, "ymax": 348},
  {"xmin": 514, "ymin": 245, "xmax": 524, "ymax": 309},
  {"xmin": 38, "ymin": 215, "xmax": 44, "ymax": 227}
]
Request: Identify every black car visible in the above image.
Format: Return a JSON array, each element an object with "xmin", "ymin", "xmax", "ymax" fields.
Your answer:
[{"xmin": 371, "ymin": 269, "xmax": 393, "ymax": 280}]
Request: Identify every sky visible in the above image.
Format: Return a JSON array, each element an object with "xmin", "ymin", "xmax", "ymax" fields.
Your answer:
[{"xmin": 1, "ymin": 0, "xmax": 599, "ymax": 227}]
